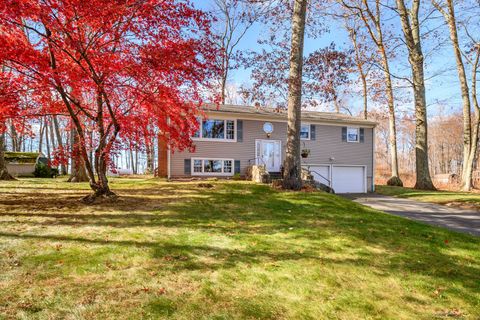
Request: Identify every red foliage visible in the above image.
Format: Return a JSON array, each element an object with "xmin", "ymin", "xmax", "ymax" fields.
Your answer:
[{"xmin": 0, "ymin": 0, "xmax": 220, "ymax": 194}]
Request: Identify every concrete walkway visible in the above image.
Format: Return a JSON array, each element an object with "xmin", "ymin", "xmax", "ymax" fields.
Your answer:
[{"xmin": 345, "ymin": 194, "xmax": 480, "ymax": 236}]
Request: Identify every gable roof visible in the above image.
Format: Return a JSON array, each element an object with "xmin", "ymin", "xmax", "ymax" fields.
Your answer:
[{"xmin": 201, "ymin": 104, "xmax": 377, "ymax": 126}]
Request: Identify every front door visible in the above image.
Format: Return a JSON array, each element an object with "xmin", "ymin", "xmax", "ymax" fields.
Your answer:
[{"xmin": 256, "ymin": 140, "xmax": 281, "ymax": 172}]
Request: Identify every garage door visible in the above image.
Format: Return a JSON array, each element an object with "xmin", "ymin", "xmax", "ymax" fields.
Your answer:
[
  {"xmin": 332, "ymin": 166, "xmax": 366, "ymax": 193},
  {"xmin": 308, "ymin": 165, "xmax": 331, "ymax": 186}
]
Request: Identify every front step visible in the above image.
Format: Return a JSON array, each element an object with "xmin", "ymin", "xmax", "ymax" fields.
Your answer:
[{"xmin": 268, "ymin": 172, "xmax": 282, "ymax": 181}]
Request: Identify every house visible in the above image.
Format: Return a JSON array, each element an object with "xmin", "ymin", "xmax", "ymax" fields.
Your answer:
[
  {"xmin": 5, "ymin": 152, "xmax": 47, "ymax": 177},
  {"xmin": 158, "ymin": 104, "xmax": 377, "ymax": 193}
]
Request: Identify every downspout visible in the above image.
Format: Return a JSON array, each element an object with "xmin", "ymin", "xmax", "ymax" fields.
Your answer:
[{"xmin": 372, "ymin": 126, "xmax": 376, "ymax": 192}]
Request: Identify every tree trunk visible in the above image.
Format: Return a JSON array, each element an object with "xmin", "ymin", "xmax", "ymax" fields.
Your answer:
[
  {"xmin": 380, "ymin": 46, "xmax": 403, "ymax": 186},
  {"xmin": 0, "ymin": 132, "xmax": 15, "ymax": 180},
  {"xmin": 283, "ymin": 0, "xmax": 307, "ymax": 190},
  {"xmin": 462, "ymin": 48, "xmax": 480, "ymax": 190},
  {"xmin": 38, "ymin": 118, "xmax": 44, "ymax": 154},
  {"xmin": 135, "ymin": 146, "xmax": 139, "ymax": 174},
  {"xmin": 432, "ymin": 0, "xmax": 475, "ymax": 190},
  {"xmin": 49, "ymin": 116, "xmax": 56, "ymax": 151},
  {"xmin": 347, "ymin": 28, "xmax": 368, "ymax": 120},
  {"xmin": 130, "ymin": 147, "xmax": 135, "ymax": 174},
  {"xmin": 67, "ymin": 127, "xmax": 89, "ymax": 183},
  {"xmin": 343, "ymin": 2, "xmax": 402, "ymax": 186},
  {"xmin": 53, "ymin": 115, "xmax": 67, "ymax": 175},
  {"xmin": 146, "ymin": 137, "xmax": 155, "ymax": 174},
  {"xmin": 396, "ymin": 0, "xmax": 435, "ymax": 190},
  {"xmin": 10, "ymin": 122, "xmax": 19, "ymax": 152},
  {"xmin": 221, "ymin": 67, "xmax": 228, "ymax": 104},
  {"xmin": 45, "ymin": 117, "xmax": 51, "ymax": 160}
]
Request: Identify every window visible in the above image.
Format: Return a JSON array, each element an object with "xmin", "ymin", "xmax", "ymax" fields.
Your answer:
[
  {"xmin": 192, "ymin": 158, "xmax": 234, "ymax": 175},
  {"xmin": 347, "ymin": 127, "xmax": 359, "ymax": 142},
  {"xmin": 300, "ymin": 124, "xmax": 310, "ymax": 140},
  {"xmin": 202, "ymin": 120, "xmax": 225, "ymax": 139},
  {"xmin": 204, "ymin": 160, "xmax": 222, "ymax": 173},
  {"xmin": 193, "ymin": 119, "xmax": 236, "ymax": 141},
  {"xmin": 224, "ymin": 160, "xmax": 232, "ymax": 173},
  {"xmin": 226, "ymin": 120, "xmax": 235, "ymax": 139},
  {"xmin": 193, "ymin": 159, "xmax": 202, "ymax": 173}
]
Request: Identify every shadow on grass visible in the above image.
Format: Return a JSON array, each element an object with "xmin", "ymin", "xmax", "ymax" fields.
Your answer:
[{"xmin": 1, "ymin": 181, "xmax": 480, "ymax": 306}]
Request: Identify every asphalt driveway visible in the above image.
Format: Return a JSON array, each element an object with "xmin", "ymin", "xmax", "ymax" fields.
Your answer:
[{"xmin": 345, "ymin": 194, "xmax": 480, "ymax": 236}]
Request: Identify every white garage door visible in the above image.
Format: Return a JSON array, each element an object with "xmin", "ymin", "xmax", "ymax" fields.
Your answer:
[
  {"xmin": 332, "ymin": 166, "xmax": 366, "ymax": 193},
  {"xmin": 308, "ymin": 165, "xmax": 331, "ymax": 186}
]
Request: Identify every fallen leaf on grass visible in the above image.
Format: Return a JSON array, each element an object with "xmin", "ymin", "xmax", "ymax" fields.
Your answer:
[{"xmin": 157, "ymin": 288, "xmax": 167, "ymax": 295}]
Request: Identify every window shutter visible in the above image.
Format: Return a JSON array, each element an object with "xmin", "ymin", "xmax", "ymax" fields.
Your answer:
[
  {"xmin": 359, "ymin": 128, "xmax": 365, "ymax": 143},
  {"xmin": 184, "ymin": 159, "xmax": 191, "ymax": 175},
  {"xmin": 234, "ymin": 160, "xmax": 241, "ymax": 174},
  {"xmin": 342, "ymin": 127, "xmax": 347, "ymax": 142},
  {"xmin": 237, "ymin": 120, "xmax": 243, "ymax": 142},
  {"xmin": 310, "ymin": 124, "xmax": 316, "ymax": 140}
]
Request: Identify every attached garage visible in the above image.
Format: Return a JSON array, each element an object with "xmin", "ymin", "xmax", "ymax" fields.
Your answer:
[
  {"xmin": 307, "ymin": 164, "xmax": 367, "ymax": 194},
  {"xmin": 331, "ymin": 165, "xmax": 366, "ymax": 193}
]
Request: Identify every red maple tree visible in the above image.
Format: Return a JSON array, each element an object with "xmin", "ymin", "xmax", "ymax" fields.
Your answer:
[{"xmin": 0, "ymin": 0, "xmax": 220, "ymax": 201}]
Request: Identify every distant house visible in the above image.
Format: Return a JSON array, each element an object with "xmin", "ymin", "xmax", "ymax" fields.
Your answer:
[
  {"xmin": 158, "ymin": 104, "xmax": 377, "ymax": 194},
  {"xmin": 5, "ymin": 152, "xmax": 47, "ymax": 177}
]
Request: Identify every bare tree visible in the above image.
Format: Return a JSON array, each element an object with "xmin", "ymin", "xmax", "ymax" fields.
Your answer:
[
  {"xmin": 396, "ymin": 0, "xmax": 435, "ymax": 190},
  {"xmin": 339, "ymin": 0, "xmax": 403, "ymax": 186},
  {"xmin": 52, "ymin": 115, "xmax": 67, "ymax": 175},
  {"xmin": 212, "ymin": 0, "xmax": 273, "ymax": 103},
  {"xmin": 345, "ymin": 23, "xmax": 370, "ymax": 119},
  {"xmin": 431, "ymin": 0, "xmax": 479, "ymax": 190},
  {"xmin": 283, "ymin": 0, "xmax": 308, "ymax": 190}
]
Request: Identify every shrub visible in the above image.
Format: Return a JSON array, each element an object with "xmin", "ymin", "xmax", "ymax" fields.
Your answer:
[
  {"xmin": 232, "ymin": 173, "xmax": 242, "ymax": 180},
  {"xmin": 34, "ymin": 163, "xmax": 58, "ymax": 178}
]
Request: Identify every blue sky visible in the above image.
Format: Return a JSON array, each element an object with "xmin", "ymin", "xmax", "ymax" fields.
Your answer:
[{"xmin": 193, "ymin": 0, "xmax": 464, "ymax": 117}]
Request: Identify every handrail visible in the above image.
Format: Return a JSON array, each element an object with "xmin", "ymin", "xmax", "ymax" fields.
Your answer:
[
  {"xmin": 303, "ymin": 165, "xmax": 331, "ymax": 186},
  {"xmin": 309, "ymin": 169, "xmax": 331, "ymax": 186},
  {"xmin": 248, "ymin": 157, "xmax": 266, "ymax": 167}
]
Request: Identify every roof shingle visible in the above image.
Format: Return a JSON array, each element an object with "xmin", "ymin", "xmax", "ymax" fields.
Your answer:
[{"xmin": 201, "ymin": 104, "xmax": 377, "ymax": 126}]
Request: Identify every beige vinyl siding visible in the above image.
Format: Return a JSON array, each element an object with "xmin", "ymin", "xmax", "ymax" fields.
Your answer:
[
  {"xmin": 171, "ymin": 120, "xmax": 287, "ymax": 177},
  {"xmin": 170, "ymin": 119, "xmax": 374, "ymax": 191}
]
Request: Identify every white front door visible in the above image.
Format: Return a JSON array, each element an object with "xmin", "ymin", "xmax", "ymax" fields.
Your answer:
[{"xmin": 256, "ymin": 140, "xmax": 281, "ymax": 172}]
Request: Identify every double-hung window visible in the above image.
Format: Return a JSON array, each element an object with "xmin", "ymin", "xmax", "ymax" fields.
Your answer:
[
  {"xmin": 193, "ymin": 119, "xmax": 236, "ymax": 141},
  {"xmin": 300, "ymin": 124, "xmax": 311, "ymax": 140},
  {"xmin": 192, "ymin": 158, "xmax": 233, "ymax": 175},
  {"xmin": 347, "ymin": 127, "xmax": 359, "ymax": 143}
]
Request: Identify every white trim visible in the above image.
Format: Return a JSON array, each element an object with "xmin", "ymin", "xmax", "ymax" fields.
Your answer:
[
  {"xmin": 192, "ymin": 118, "xmax": 237, "ymax": 142},
  {"xmin": 191, "ymin": 157, "xmax": 235, "ymax": 176},
  {"xmin": 346, "ymin": 126, "xmax": 360, "ymax": 143},
  {"xmin": 331, "ymin": 164, "xmax": 367, "ymax": 193},
  {"xmin": 255, "ymin": 139, "xmax": 282, "ymax": 172},
  {"xmin": 300, "ymin": 123, "xmax": 311, "ymax": 140}
]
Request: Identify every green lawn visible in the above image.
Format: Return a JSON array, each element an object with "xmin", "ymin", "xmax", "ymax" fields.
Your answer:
[
  {"xmin": 376, "ymin": 185, "xmax": 480, "ymax": 208},
  {"xmin": 0, "ymin": 178, "xmax": 479, "ymax": 319}
]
